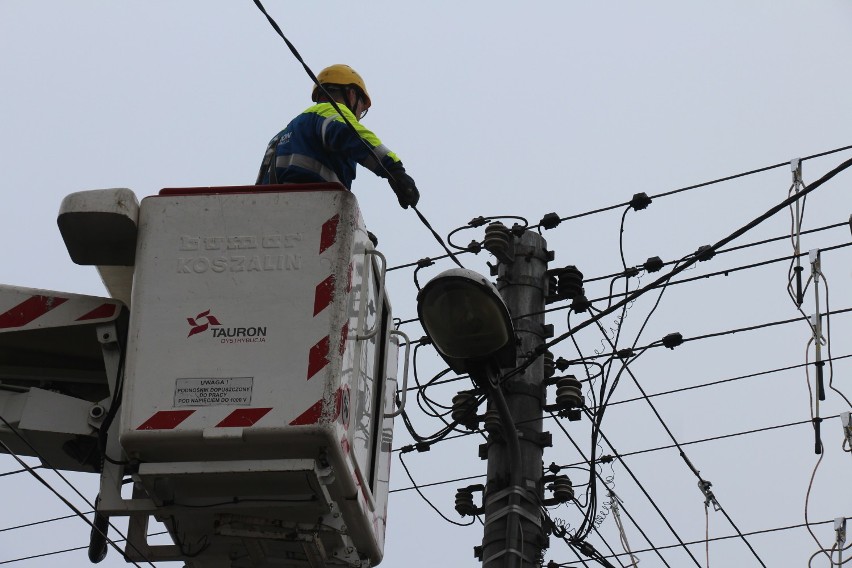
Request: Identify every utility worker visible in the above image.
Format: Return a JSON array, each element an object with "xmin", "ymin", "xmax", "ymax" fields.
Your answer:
[{"xmin": 256, "ymin": 64, "xmax": 419, "ymax": 209}]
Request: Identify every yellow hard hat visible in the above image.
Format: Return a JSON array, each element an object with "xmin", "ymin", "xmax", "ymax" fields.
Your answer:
[{"xmin": 311, "ymin": 64, "xmax": 371, "ymax": 107}]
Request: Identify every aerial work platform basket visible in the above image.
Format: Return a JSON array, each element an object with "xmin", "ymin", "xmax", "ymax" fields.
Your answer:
[{"xmin": 0, "ymin": 183, "xmax": 409, "ymax": 568}]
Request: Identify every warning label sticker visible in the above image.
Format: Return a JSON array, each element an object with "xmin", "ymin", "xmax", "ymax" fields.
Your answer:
[{"xmin": 174, "ymin": 377, "xmax": 254, "ymax": 407}]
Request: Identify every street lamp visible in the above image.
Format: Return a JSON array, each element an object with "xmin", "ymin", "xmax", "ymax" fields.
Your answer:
[
  {"xmin": 416, "ymin": 268, "xmax": 516, "ymax": 376},
  {"xmin": 417, "ymin": 268, "xmax": 525, "ymax": 568}
]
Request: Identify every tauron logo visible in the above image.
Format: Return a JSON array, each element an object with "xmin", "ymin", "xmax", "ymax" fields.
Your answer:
[{"xmin": 187, "ymin": 310, "xmax": 221, "ymax": 337}]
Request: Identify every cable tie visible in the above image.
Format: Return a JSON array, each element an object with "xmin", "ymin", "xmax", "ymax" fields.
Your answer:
[
  {"xmin": 695, "ymin": 245, "xmax": 716, "ymax": 262},
  {"xmin": 661, "ymin": 332, "xmax": 684, "ymax": 349},
  {"xmin": 416, "ymin": 257, "xmax": 434, "ymax": 268},
  {"xmin": 539, "ymin": 212, "xmax": 562, "ymax": 230},
  {"xmin": 643, "ymin": 256, "xmax": 664, "ymax": 272}
]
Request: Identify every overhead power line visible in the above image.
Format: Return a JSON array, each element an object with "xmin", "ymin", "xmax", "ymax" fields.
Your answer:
[
  {"xmin": 387, "ymin": 144, "xmax": 852, "ymax": 272},
  {"xmin": 588, "ymin": 518, "xmax": 838, "ymax": 563}
]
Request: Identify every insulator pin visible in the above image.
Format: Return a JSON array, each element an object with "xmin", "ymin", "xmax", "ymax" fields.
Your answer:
[
  {"xmin": 555, "ymin": 376, "xmax": 583, "ymax": 410},
  {"xmin": 551, "ymin": 476, "xmax": 574, "ymax": 503},
  {"xmin": 483, "ymin": 222, "xmax": 514, "ymax": 263},
  {"xmin": 543, "ymin": 349, "xmax": 555, "ymax": 379},
  {"xmin": 455, "ymin": 488, "xmax": 477, "ymax": 516}
]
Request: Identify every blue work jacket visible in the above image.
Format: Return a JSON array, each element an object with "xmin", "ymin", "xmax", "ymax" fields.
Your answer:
[{"xmin": 256, "ymin": 102, "xmax": 401, "ymax": 189}]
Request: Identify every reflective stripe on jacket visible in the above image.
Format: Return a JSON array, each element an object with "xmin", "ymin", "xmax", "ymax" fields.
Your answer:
[{"xmin": 256, "ymin": 102, "xmax": 401, "ymax": 189}]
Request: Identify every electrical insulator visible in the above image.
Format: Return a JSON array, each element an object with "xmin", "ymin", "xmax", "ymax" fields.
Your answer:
[
  {"xmin": 555, "ymin": 376, "xmax": 583, "ymax": 410},
  {"xmin": 543, "ymin": 349, "xmax": 555, "ymax": 379},
  {"xmin": 483, "ymin": 222, "xmax": 514, "ymax": 263},
  {"xmin": 556, "ymin": 266, "xmax": 584, "ymax": 299},
  {"xmin": 455, "ymin": 487, "xmax": 478, "ymax": 516},
  {"xmin": 451, "ymin": 391, "xmax": 480, "ymax": 430},
  {"xmin": 551, "ymin": 476, "xmax": 574, "ymax": 503},
  {"xmin": 483, "ymin": 409, "xmax": 503, "ymax": 439}
]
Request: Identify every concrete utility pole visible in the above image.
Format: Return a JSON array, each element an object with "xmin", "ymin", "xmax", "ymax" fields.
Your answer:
[{"xmin": 480, "ymin": 226, "xmax": 550, "ymax": 568}]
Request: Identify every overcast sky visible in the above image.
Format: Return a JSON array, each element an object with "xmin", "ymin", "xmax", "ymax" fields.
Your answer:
[{"xmin": 2, "ymin": 2, "xmax": 852, "ymax": 567}]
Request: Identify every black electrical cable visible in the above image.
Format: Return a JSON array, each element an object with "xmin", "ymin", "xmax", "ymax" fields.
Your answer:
[
  {"xmin": 390, "ymin": 349, "xmax": 852, "ymax": 456},
  {"xmin": 583, "ymin": 218, "xmax": 849, "ymax": 286},
  {"xmin": 387, "ymin": 145, "xmax": 852, "ymax": 275},
  {"xmin": 0, "ymin": 465, "xmax": 41, "ymax": 478},
  {"xmin": 548, "ymin": 412, "xmax": 677, "ymax": 568},
  {"xmin": 390, "ymin": 415, "xmax": 844, "ymax": 495},
  {"xmin": 393, "ymin": 230, "xmax": 851, "ymax": 328},
  {"xmin": 0, "ymin": 513, "xmax": 80, "ymax": 533},
  {"xmin": 592, "ymin": 518, "xmax": 838, "ymax": 563},
  {"xmin": 0, "ymin": 415, "xmax": 155, "ymax": 567},
  {"xmin": 591, "ymin": 321, "xmax": 768, "ymax": 567},
  {"xmin": 397, "ymin": 450, "xmax": 476, "ymax": 527},
  {"xmin": 551, "ymin": 305, "xmax": 852, "ymax": 366},
  {"xmin": 528, "ymin": 143, "xmax": 852, "ymax": 231},
  {"xmin": 0, "ymin": 531, "xmax": 168, "ymax": 566},
  {"xmin": 400, "ymin": 154, "xmax": 852, "ymax": 361},
  {"xmin": 526, "ymin": 240, "xmax": 852, "ymax": 323},
  {"xmin": 249, "ymin": 0, "xmax": 464, "ymax": 268},
  {"xmin": 0, "ymin": 439, "xmax": 149, "ymax": 568},
  {"xmin": 582, "ymin": 409, "xmax": 707, "ymax": 567}
]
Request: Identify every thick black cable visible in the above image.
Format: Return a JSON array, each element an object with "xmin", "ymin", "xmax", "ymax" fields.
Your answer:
[{"xmin": 250, "ymin": 0, "xmax": 464, "ymax": 268}]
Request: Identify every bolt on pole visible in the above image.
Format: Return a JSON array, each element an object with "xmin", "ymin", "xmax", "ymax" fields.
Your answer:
[{"xmin": 480, "ymin": 227, "xmax": 550, "ymax": 568}]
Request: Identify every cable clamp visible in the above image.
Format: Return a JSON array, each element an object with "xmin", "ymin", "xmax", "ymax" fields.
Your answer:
[
  {"xmin": 840, "ymin": 412, "xmax": 852, "ymax": 449},
  {"xmin": 836, "ymin": 517, "xmax": 847, "ymax": 547},
  {"xmin": 791, "ymin": 158, "xmax": 803, "ymax": 185},
  {"xmin": 698, "ymin": 479, "xmax": 720, "ymax": 511},
  {"xmin": 808, "ymin": 248, "xmax": 821, "ymax": 267}
]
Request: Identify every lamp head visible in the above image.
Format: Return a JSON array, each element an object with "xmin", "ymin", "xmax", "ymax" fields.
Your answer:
[{"xmin": 416, "ymin": 268, "xmax": 516, "ymax": 374}]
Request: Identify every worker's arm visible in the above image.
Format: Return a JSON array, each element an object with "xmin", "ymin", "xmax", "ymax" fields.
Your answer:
[{"xmin": 318, "ymin": 104, "xmax": 420, "ymax": 208}]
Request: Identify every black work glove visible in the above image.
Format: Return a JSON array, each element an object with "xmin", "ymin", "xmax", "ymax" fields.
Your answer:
[{"xmin": 385, "ymin": 164, "xmax": 420, "ymax": 209}]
